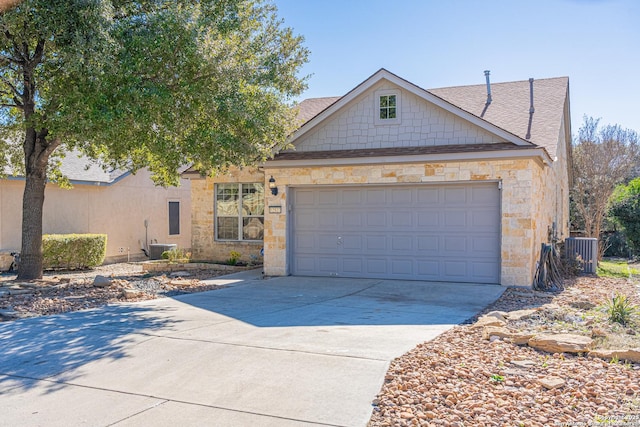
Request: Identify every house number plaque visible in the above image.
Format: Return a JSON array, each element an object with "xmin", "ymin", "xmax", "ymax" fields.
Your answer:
[{"xmin": 268, "ymin": 205, "xmax": 282, "ymax": 214}]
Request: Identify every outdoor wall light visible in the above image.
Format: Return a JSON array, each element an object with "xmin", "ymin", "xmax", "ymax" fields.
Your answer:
[{"xmin": 268, "ymin": 175, "xmax": 278, "ymax": 196}]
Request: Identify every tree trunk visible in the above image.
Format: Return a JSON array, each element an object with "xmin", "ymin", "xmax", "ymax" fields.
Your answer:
[
  {"xmin": 16, "ymin": 127, "xmax": 56, "ymax": 280},
  {"xmin": 17, "ymin": 167, "xmax": 46, "ymax": 280}
]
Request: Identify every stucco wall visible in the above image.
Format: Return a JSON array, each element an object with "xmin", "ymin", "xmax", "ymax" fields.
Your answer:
[
  {"xmin": 0, "ymin": 169, "xmax": 191, "ymax": 264},
  {"xmin": 293, "ymin": 82, "xmax": 505, "ymax": 152},
  {"xmin": 189, "ymin": 167, "xmax": 263, "ymax": 263}
]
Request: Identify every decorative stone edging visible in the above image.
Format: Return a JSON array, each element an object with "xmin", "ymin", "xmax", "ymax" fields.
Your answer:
[
  {"xmin": 477, "ymin": 310, "xmax": 640, "ymax": 364},
  {"xmin": 141, "ymin": 261, "xmax": 259, "ymax": 273}
]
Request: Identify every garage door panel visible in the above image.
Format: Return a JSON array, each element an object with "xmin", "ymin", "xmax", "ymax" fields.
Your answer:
[
  {"xmin": 444, "ymin": 187, "xmax": 467, "ymax": 203},
  {"xmin": 444, "ymin": 260, "xmax": 467, "ymax": 278},
  {"xmin": 291, "ymin": 183, "xmax": 500, "ymax": 283},
  {"xmin": 343, "ymin": 212, "xmax": 362, "ymax": 227},
  {"xmin": 295, "ymin": 212, "xmax": 317, "ymax": 228},
  {"xmin": 417, "ymin": 235, "xmax": 439, "ymax": 252},
  {"xmin": 392, "ymin": 188, "xmax": 413, "ymax": 203},
  {"xmin": 443, "ymin": 236, "xmax": 467, "ymax": 253},
  {"xmin": 472, "ymin": 209, "xmax": 498, "ymax": 227},
  {"xmin": 417, "ymin": 188, "xmax": 439, "ymax": 203},
  {"xmin": 391, "ymin": 235, "xmax": 413, "ymax": 251},
  {"xmin": 342, "ymin": 258, "xmax": 363, "ymax": 274},
  {"xmin": 391, "ymin": 259, "xmax": 413, "ymax": 275},
  {"xmin": 295, "ymin": 190, "xmax": 315, "ymax": 205},
  {"xmin": 295, "ymin": 233, "xmax": 316, "ymax": 250},
  {"xmin": 294, "ymin": 257, "xmax": 316, "ymax": 273},
  {"xmin": 366, "ymin": 212, "xmax": 387, "ymax": 227},
  {"xmin": 319, "ymin": 212, "xmax": 339, "ymax": 227},
  {"xmin": 417, "ymin": 260, "xmax": 440, "ymax": 276},
  {"xmin": 365, "ymin": 189, "xmax": 386, "ymax": 204},
  {"xmin": 342, "ymin": 235, "xmax": 362, "ymax": 250},
  {"xmin": 318, "ymin": 235, "xmax": 340, "ymax": 250},
  {"xmin": 444, "ymin": 211, "xmax": 467, "ymax": 227},
  {"xmin": 318, "ymin": 190, "xmax": 339, "ymax": 205},
  {"xmin": 472, "ymin": 262, "xmax": 499, "ymax": 279},
  {"xmin": 342, "ymin": 189, "xmax": 362, "ymax": 204},
  {"xmin": 365, "ymin": 235, "xmax": 386, "ymax": 250},
  {"xmin": 417, "ymin": 211, "xmax": 439, "ymax": 227},
  {"xmin": 472, "ymin": 236, "xmax": 500, "ymax": 253},
  {"xmin": 318, "ymin": 257, "xmax": 339, "ymax": 274}
]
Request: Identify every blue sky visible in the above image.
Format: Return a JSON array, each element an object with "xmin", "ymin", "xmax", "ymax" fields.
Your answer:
[{"xmin": 274, "ymin": 0, "xmax": 640, "ymax": 136}]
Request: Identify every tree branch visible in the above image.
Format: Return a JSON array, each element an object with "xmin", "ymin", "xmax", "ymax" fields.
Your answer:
[
  {"xmin": 0, "ymin": 75, "xmax": 22, "ymax": 98},
  {"xmin": 0, "ymin": 102, "xmax": 19, "ymax": 108}
]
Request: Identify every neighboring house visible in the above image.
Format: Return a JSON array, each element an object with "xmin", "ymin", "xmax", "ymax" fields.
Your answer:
[
  {"xmin": 0, "ymin": 152, "xmax": 191, "ymax": 267},
  {"xmin": 185, "ymin": 69, "xmax": 571, "ymax": 287}
]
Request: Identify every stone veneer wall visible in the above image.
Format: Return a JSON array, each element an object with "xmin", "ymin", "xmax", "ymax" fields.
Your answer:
[
  {"xmin": 263, "ymin": 158, "xmax": 558, "ymax": 287},
  {"xmin": 190, "ymin": 167, "xmax": 264, "ymax": 263},
  {"xmin": 190, "ymin": 158, "xmax": 568, "ymax": 287}
]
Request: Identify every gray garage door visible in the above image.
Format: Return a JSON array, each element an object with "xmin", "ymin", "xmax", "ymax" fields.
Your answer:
[{"xmin": 290, "ymin": 183, "xmax": 500, "ymax": 283}]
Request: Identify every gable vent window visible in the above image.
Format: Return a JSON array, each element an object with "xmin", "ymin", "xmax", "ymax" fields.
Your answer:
[
  {"xmin": 375, "ymin": 90, "xmax": 400, "ymax": 125},
  {"xmin": 379, "ymin": 95, "xmax": 397, "ymax": 119}
]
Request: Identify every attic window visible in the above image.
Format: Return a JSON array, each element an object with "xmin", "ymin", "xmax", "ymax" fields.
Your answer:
[
  {"xmin": 375, "ymin": 90, "xmax": 400, "ymax": 124},
  {"xmin": 379, "ymin": 95, "xmax": 396, "ymax": 119}
]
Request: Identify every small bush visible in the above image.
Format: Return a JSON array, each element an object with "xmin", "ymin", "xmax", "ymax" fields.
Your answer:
[
  {"xmin": 161, "ymin": 248, "xmax": 191, "ymax": 263},
  {"xmin": 43, "ymin": 234, "xmax": 107, "ymax": 270},
  {"xmin": 228, "ymin": 250, "xmax": 241, "ymax": 266},
  {"xmin": 603, "ymin": 293, "xmax": 638, "ymax": 326}
]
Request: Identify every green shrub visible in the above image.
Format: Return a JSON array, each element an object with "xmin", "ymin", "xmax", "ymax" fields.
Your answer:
[
  {"xmin": 161, "ymin": 248, "xmax": 191, "ymax": 263},
  {"xmin": 603, "ymin": 293, "xmax": 638, "ymax": 326},
  {"xmin": 42, "ymin": 234, "xmax": 107, "ymax": 270}
]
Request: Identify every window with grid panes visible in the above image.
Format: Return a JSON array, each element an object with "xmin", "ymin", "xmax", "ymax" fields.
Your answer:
[{"xmin": 215, "ymin": 183, "xmax": 264, "ymax": 241}]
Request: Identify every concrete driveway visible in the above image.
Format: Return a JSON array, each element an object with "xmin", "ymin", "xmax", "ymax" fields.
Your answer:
[{"xmin": 0, "ymin": 270, "xmax": 504, "ymax": 427}]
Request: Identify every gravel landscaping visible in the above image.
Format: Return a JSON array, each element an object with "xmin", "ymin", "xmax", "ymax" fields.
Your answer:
[
  {"xmin": 3, "ymin": 262, "xmax": 640, "ymax": 425},
  {"xmin": 369, "ymin": 273, "xmax": 640, "ymax": 426},
  {"xmin": 0, "ymin": 262, "xmax": 233, "ymax": 320}
]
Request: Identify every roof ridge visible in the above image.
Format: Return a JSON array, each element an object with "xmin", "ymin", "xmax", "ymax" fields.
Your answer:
[{"xmin": 428, "ymin": 76, "xmax": 569, "ymax": 92}]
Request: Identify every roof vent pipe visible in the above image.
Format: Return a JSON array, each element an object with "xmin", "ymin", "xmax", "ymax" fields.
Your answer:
[
  {"xmin": 484, "ymin": 70, "xmax": 492, "ymax": 105},
  {"xmin": 529, "ymin": 78, "xmax": 535, "ymax": 114}
]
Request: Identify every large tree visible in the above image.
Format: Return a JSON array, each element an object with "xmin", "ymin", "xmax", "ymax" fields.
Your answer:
[
  {"xmin": 0, "ymin": 0, "xmax": 308, "ymax": 279},
  {"xmin": 571, "ymin": 117, "xmax": 639, "ymax": 249}
]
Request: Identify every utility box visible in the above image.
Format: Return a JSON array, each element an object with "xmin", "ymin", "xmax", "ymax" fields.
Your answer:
[
  {"xmin": 565, "ymin": 237, "xmax": 598, "ymax": 274},
  {"xmin": 149, "ymin": 244, "xmax": 177, "ymax": 260}
]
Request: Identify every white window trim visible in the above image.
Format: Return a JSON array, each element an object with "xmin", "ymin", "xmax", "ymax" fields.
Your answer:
[
  {"xmin": 374, "ymin": 89, "xmax": 401, "ymax": 125},
  {"xmin": 215, "ymin": 183, "xmax": 265, "ymax": 242}
]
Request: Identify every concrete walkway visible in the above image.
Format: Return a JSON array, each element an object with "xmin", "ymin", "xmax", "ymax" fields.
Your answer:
[{"xmin": 0, "ymin": 271, "xmax": 504, "ymax": 427}]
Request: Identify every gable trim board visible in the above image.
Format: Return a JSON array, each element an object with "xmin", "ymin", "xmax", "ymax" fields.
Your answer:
[{"xmin": 187, "ymin": 69, "xmax": 570, "ymax": 287}]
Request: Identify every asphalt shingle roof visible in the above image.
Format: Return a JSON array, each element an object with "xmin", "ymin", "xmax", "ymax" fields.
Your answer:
[{"xmin": 292, "ymin": 76, "xmax": 569, "ymax": 159}]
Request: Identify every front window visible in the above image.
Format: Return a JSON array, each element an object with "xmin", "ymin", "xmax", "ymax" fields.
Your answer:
[{"xmin": 216, "ymin": 183, "xmax": 264, "ymax": 241}]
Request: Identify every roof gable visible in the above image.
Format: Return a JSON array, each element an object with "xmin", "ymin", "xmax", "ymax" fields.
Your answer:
[
  {"xmin": 290, "ymin": 68, "xmax": 536, "ymax": 149},
  {"xmin": 289, "ymin": 69, "xmax": 569, "ymax": 159},
  {"xmin": 292, "ymin": 79, "xmax": 506, "ymax": 153}
]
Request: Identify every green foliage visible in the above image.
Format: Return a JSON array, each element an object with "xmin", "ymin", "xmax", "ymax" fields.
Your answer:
[
  {"xmin": 228, "ymin": 250, "xmax": 241, "ymax": 265},
  {"xmin": 161, "ymin": 248, "xmax": 191, "ymax": 263},
  {"xmin": 42, "ymin": 234, "xmax": 107, "ymax": 270},
  {"xmin": 597, "ymin": 260, "xmax": 640, "ymax": 278},
  {"xmin": 603, "ymin": 293, "xmax": 638, "ymax": 326},
  {"xmin": 1, "ymin": 0, "xmax": 309, "ymax": 278},
  {"xmin": 489, "ymin": 374, "xmax": 504, "ymax": 383},
  {"xmin": 609, "ymin": 178, "xmax": 640, "ymax": 254}
]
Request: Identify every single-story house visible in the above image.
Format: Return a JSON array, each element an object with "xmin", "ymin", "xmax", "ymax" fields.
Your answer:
[
  {"xmin": 0, "ymin": 152, "xmax": 191, "ymax": 267},
  {"xmin": 185, "ymin": 69, "xmax": 571, "ymax": 287}
]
